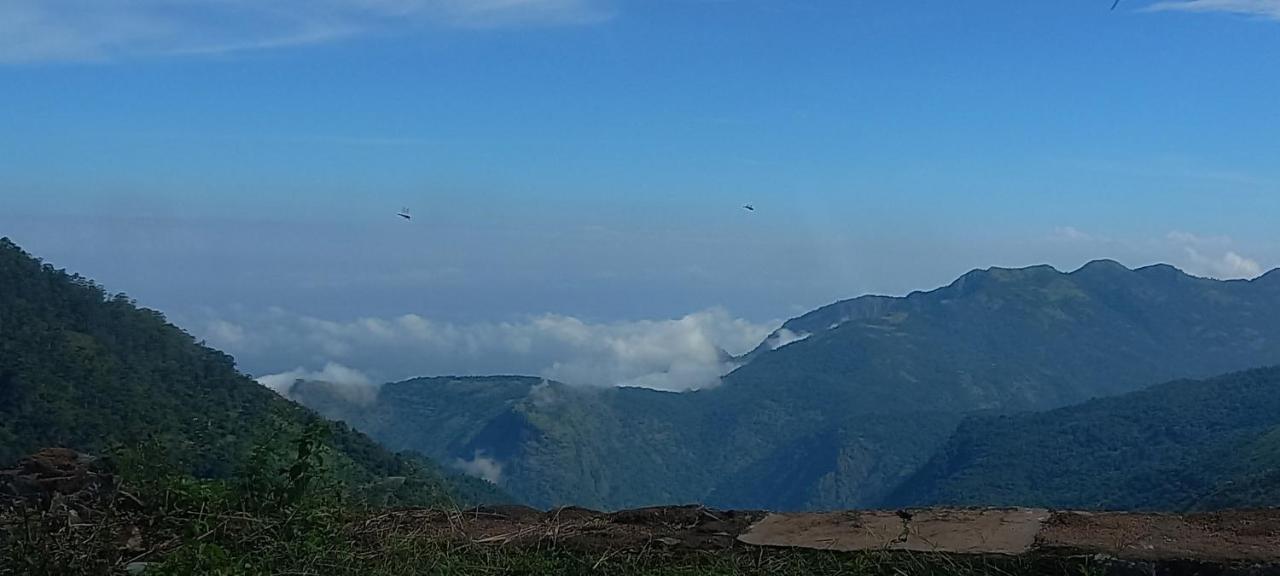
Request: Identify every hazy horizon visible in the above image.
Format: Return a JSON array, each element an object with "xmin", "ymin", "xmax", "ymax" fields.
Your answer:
[{"xmin": 4, "ymin": 0, "xmax": 1279, "ymax": 389}]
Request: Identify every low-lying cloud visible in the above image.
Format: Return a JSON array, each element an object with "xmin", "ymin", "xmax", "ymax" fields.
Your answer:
[
  {"xmin": 204, "ymin": 308, "xmax": 776, "ymax": 394},
  {"xmin": 453, "ymin": 451, "xmax": 504, "ymax": 484},
  {"xmin": 256, "ymin": 362, "xmax": 378, "ymax": 405}
]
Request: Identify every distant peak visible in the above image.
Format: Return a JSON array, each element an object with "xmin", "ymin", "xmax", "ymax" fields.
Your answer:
[
  {"xmin": 1132, "ymin": 263, "xmax": 1190, "ymax": 280},
  {"xmin": 1071, "ymin": 259, "xmax": 1130, "ymax": 275},
  {"xmin": 959, "ymin": 264, "xmax": 1060, "ymax": 281},
  {"xmin": 936, "ymin": 264, "xmax": 1061, "ymax": 297},
  {"xmin": 990, "ymin": 263, "xmax": 1060, "ymax": 275}
]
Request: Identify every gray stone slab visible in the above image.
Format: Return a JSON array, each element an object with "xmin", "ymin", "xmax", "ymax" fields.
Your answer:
[{"xmin": 738, "ymin": 508, "xmax": 1050, "ymax": 555}]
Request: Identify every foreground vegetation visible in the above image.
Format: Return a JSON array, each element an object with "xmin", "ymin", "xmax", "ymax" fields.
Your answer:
[{"xmin": 3, "ymin": 433, "xmax": 1109, "ymax": 576}]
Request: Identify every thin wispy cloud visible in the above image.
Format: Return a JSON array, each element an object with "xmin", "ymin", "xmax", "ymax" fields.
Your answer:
[
  {"xmin": 1165, "ymin": 231, "xmax": 1265, "ymax": 279},
  {"xmin": 0, "ymin": 0, "xmax": 615, "ymax": 64},
  {"xmin": 1145, "ymin": 0, "xmax": 1280, "ymax": 19}
]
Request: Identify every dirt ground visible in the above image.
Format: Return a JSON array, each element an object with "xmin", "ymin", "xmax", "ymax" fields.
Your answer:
[
  {"xmin": 1038, "ymin": 509, "xmax": 1280, "ymax": 563},
  {"xmin": 385, "ymin": 504, "xmax": 1280, "ymax": 565},
  {"xmin": 359, "ymin": 505, "xmax": 767, "ymax": 553}
]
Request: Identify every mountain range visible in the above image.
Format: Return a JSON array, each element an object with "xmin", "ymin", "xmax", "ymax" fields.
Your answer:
[
  {"xmin": 292, "ymin": 259, "xmax": 1280, "ymax": 510},
  {"xmin": 6, "ymin": 232, "xmax": 1279, "ymax": 513}
]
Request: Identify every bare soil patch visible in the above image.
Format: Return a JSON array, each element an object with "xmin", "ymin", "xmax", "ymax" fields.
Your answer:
[{"xmin": 1038, "ymin": 510, "xmax": 1280, "ymax": 563}]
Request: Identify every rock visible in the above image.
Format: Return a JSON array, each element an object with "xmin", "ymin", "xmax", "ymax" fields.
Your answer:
[
  {"xmin": 19, "ymin": 448, "xmax": 89, "ymax": 476},
  {"xmin": 0, "ymin": 448, "xmax": 115, "ymax": 511},
  {"xmin": 125, "ymin": 562, "xmax": 154, "ymax": 575}
]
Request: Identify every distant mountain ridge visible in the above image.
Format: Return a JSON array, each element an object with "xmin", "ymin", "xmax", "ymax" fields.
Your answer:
[
  {"xmin": 295, "ymin": 259, "xmax": 1280, "ymax": 511},
  {"xmin": 756, "ymin": 262, "xmax": 1280, "ymax": 360},
  {"xmin": 733, "ymin": 259, "xmax": 1280, "ymax": 410}
]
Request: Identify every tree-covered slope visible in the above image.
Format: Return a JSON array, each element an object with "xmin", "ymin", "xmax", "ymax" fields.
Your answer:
[
  {"xmin": 296, "ymin": 261, "xmax": 1280, "ymax": 511},
  {"xmin": 888, "ymin": 366, "xmax": 1280, "ymax": 510},
  {"xmin": 294, "ymin": 377, "xmax": 711, "ymax": 509},
  {"xmin": 0, "ymin": 238, "xmax": 504, "ymax": 507}
]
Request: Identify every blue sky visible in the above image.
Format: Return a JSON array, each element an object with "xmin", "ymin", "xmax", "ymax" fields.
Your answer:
[{"xmin": 3, "ymin": 0, "xmax": 1279, "ymax": 387}]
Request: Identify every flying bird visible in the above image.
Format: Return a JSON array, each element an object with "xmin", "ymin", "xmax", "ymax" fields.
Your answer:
[
  {"xmin": 743, "ymin": 204, "xmax": 755, "ymax": 212},
  {"xmin": 397, "ymin": 208, "xmax": 412, "ymax": 220},
  {"xmin": 1112, "ymin": 0, "xmax": 1120, "ymax": 9}
]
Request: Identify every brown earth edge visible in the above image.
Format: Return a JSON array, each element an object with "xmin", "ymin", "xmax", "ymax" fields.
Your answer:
[
  {"xmin": 5, "ymin": 450, "xmax": 1280, "ymax": 573},
  {"xmin": 413, "ymin": 504, "xmax": 1280, "ymax": 566}
]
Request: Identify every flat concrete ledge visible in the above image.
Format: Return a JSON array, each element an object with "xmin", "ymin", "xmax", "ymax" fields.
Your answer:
[
  {"xmin": 738, "ymin": 508, "xmax": 1049, "ymax": 555},
  {"xmin": 738, "ymin": 508, "xmax": 1280, "ymax": 563}
]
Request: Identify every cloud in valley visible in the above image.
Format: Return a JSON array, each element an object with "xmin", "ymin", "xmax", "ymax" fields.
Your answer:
[
  {"xmin": 256, "ymin": 361, "xmax": 378, "ymax": 404},
  {"xmin": 208, "ymin": 308, "xmax": 776, "ymax": 394},
  {"xmin": 453, "ymin": 451, "xmax": 504, "ymax": 484}
]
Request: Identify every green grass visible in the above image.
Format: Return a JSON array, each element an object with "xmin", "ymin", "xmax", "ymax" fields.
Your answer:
[{"xmin": 149, "ymin": 532, "xmax": 1108, "ymax": 576}]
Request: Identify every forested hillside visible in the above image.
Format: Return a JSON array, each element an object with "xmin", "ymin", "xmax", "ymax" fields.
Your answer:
[
  {"xmin": 295, "ymin": 261, "xmax": 1280, "ymax": 511},
  {"xmin": 293, "ymin": 377, "xmax": 715, "ymax": 509},
  {"xmin": 887, "ymin": 366, "xmax": 1280, "ymax": 510},
  {"xmin": 0, "ymin": 238, "xmax": 504, "ymax": 506}
]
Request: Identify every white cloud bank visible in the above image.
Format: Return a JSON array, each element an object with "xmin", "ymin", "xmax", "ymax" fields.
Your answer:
[
  {"xmin": 0, "ymin": 0, "xmax": 614, "ymax": 64},
  {"xmin": 207, "ymin": 308, "xmax": 776, "ymax": 394},
  {"xmin": 1145, "ymin": 0, "xmax": 1280, "ymax": 19},
  {"xmin": 256, "ymin": 362, "xmax": 378, "ymax": 404}
]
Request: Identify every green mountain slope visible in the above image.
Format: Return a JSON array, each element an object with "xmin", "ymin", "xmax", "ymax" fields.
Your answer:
[
  {"xmin": 295, "ymin": 261, "xmax": 1280, "ymax": 511},
  {"xmin": 888, "ymin": 366, "xmax": 1280, "ymax": 510},
  {"xmin": 0, "ymin": 238, "xmax": 504, "ymax": 506},
  {"xmin": 294, "ymin": 377, "xmax": 710, "ymax": 509}
]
